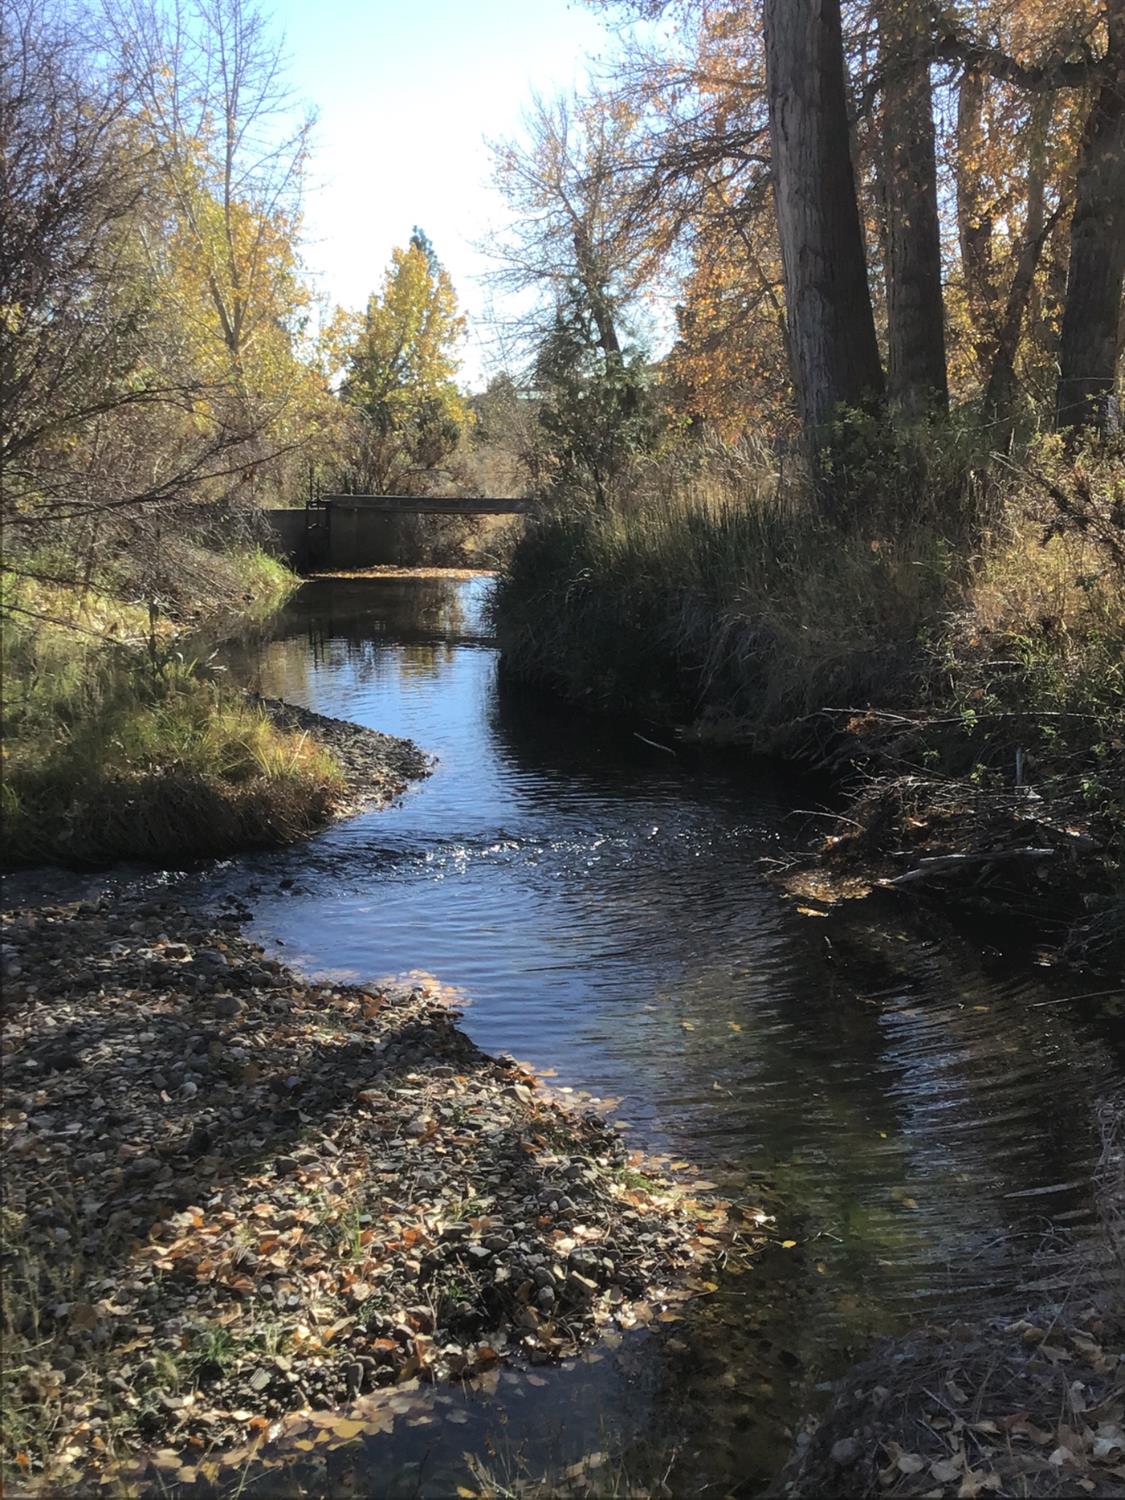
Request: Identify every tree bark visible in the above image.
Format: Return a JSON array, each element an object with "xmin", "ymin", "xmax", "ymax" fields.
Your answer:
[
  {"xmin": 764, "ymin": 0, "xmax": 884, "ymax": 457},
  {"xmin": 1056, "ymin": 0, "xmax": 1125, "ymax": 436},
  {"xmin": 955, "ymin": 67, "xmax": 1000, "ymax": 386},
  {"xmin": 880, "ymin": 0, "xmax": 948, "ymax": 415},
  {"xmin": 984, "ymin": 95, "xmax": 1054, "ymax": 446}
]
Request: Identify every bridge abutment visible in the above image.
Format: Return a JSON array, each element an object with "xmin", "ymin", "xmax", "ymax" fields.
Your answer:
[{"xmin": 258, "ymin": 496, "xmax": 527, "ymax": 572}]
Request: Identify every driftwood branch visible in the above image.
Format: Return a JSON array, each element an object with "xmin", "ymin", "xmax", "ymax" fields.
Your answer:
[{"xmin": 880, "ymin": 847, "xmax": 1055, "ymax": 888}]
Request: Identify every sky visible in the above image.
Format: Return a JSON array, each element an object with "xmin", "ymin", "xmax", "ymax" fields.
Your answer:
[{"xmin": 267, "ymin": 0, "xmax": 621, "ymax": 390}]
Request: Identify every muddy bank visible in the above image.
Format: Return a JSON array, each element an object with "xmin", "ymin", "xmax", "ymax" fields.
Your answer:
[
  {"xmin": 671, "ymin": 701, "xmax": 1121, "ymax": 978},
  {"xmin": 0, "ymin": 893, "xmax": 755, "ymax": 1493}
]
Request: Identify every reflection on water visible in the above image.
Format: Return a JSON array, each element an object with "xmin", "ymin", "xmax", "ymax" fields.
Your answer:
[{"xmin": 201, "ymin": 576, "xmax": 1121, "ymax": 1493}]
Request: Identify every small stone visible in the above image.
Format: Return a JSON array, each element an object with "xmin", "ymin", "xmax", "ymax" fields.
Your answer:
[
  {"xmin": 830, "ymin": 1438, "xmax": 861, "ymax": 1467},
  {"xmin": 213, "ymin": 995, "xmax": 243, "ymax": 1020},
  {"xmin": 248, "ymin": 1367, "xmax": 271, "ymax": 1393}
]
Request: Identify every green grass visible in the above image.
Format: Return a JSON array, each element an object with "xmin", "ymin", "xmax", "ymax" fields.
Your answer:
[
  {"xmin": 228, "ymin": 545, "xmax": 301, "ymax": 616},
  {"xmin": 1, "ymin": 562, "xmax": 342, "ymax": 867}
]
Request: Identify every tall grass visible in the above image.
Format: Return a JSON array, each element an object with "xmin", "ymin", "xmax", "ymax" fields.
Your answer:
[
  {"xmin": 1, "ymin": 566, "xmax": 342, "ymax": 867},
  {"xmin": 493, "ymin": 431, "xmax": 1125, "ymax": 962},
  {"xmin": 494, "ymin": 470, "xmax": 966, "ymax": 738},
  {"xmin": 493, "ymin": 431, "xmax": 1123, "ymax": 751}
]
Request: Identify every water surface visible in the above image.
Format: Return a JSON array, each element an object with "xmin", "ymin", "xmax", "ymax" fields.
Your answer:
[{"xmin": 94, "ymin": 577, "xmax": 1125, "ymax": 1490}]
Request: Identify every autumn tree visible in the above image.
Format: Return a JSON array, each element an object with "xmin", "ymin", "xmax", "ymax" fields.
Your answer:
[
  {"xmin": 101, "ymin": 0, "xmax": 325, "ymax": 480},
  {"xmin": 603, "ymin": 1, "xmax": 792, "ymax": 440},
  {"xmin": 339, "ymin": 231, "xmax": 470, "ymax": 494},
  {"xmin": 488, "ymin": 93, "xmax": 667, "ymax": 501},
  {"xmin": 935, "ymin": 1, "xmax": 1116, "ymax": 436},
  {"xmin": 0, "ymin": 0, "xmax": 279, "ymax": 608},
  {"xmin": 878, "ymin": 0, "xmax": 948, "ymax": 415},
  {"xmin": 1, "ymin": 0, "xmax": 142, "ymax": 506},
  {"xmin": 486, "ymin": 93, "xmax": 663, "ymax": 366},
  {"xmin": 554, "ymin": 0, "xmax": 1124, "ymax": 458}
]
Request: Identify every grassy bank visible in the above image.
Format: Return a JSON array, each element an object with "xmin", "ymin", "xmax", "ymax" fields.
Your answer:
[
  {"xmin": 0, "ymin": 551, "xmax": 349, "ymax": 866},
  {"xmin": 493, "ymin": 435, "xmax": 1125, "ymax": 966}
]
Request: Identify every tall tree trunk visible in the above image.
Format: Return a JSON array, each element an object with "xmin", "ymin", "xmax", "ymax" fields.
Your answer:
[
  {"xmin": 572, "ymin": 227, "xmax": 623, "ymax": 363},
  {"xmin": 880, "ymin": 0, "xmax": 948, "ymax": 416},
  {"xmin": 984, "ymin": 95, "xmax": 1054, "ymax": 446},
  {"xmin": 955, "ymin": 68, "xmax": 1000, "ymax": 385},
  {"xmin": 1056, "ymin": 0, "xmax": 1125, "ymax": 436},
  {"xmin": 764, "ymin": 0, "xmax": 884, "ymax": 462}
]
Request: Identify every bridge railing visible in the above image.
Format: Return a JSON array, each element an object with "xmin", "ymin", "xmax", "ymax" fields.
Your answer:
[{"xmin": 318, "ymin": 494, "xmax": 530, "ymax": 516}]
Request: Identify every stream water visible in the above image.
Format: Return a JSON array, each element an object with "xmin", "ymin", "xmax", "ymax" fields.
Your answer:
[
  {"xmin": 16, "ymin": 574, "xmax": 1122, "ymax": 1495},
  {"xmin": 190, "ymin": 574, "xmax": 1123, "ymax": 1494}
]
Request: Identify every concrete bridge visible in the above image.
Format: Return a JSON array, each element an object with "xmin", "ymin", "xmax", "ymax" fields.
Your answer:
[{"xmin": 261, "ymin": 494, "xmax": 530, "ymax": 571}]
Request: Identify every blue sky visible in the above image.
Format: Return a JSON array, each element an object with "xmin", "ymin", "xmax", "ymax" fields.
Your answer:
[{"xmin": 269, "ymin": 0, "xmax": 617, "ymax": 387}]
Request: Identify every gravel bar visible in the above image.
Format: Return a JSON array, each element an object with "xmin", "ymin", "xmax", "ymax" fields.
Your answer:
[
  {"xmin": 250, "ymin": 694, "xmax": 433, "ymax": 819},
  {"xmin": 0, "ymin": 892, "xmax": 759, "ymax": 1492}
]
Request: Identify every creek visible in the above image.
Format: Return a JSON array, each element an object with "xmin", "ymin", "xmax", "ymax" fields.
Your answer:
[
  {"xmin": 195, "ymin": 574, "xmax": 1123, "ymax": 1493},
  {"xmin": 17, "ymin": 572, "xmax": 1123, "ymax": 1495}
]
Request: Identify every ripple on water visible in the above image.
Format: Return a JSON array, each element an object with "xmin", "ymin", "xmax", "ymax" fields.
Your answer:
[{"xmin": 105, "ymin": 574, "xmax": 1123, "ymax": 1492}]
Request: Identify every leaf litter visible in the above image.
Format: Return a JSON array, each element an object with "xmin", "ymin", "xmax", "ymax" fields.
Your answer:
[
  {"xmin": 1, "ymin": 893, "xmax": 768, "ymax": 1493},
  {"xmin": 775, "ymin": 1309, "xmax": 1125, "ymax": 1499}
]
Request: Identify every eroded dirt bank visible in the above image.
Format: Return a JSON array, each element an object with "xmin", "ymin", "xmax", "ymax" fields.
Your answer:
[{"xmin": 773, "ymin": 1305, "xmax": 1125, "ymax": 1499}]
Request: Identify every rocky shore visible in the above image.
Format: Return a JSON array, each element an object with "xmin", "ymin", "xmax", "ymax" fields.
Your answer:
[
  {"xmin": 252, "ymin": 694, "xmax": 433, "ymax": 819},
  {"xmin": 0, "ymin": 893, "xmax": 751, "ymax": 1493}
]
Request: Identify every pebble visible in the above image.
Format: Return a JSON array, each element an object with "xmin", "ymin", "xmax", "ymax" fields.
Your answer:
[
  {"xmin": 0, "ymin": 889, "xmax": 745, "ymax": 1480},
  {"xmin": 831, "ymin": 1437, "xmax": 861, "ymax": 1467}
]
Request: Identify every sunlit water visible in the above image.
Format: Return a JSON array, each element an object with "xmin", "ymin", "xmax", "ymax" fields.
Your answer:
[{"xmin": 11, "ymin": 575, "xmax": 1122, "ymax": 1494}]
